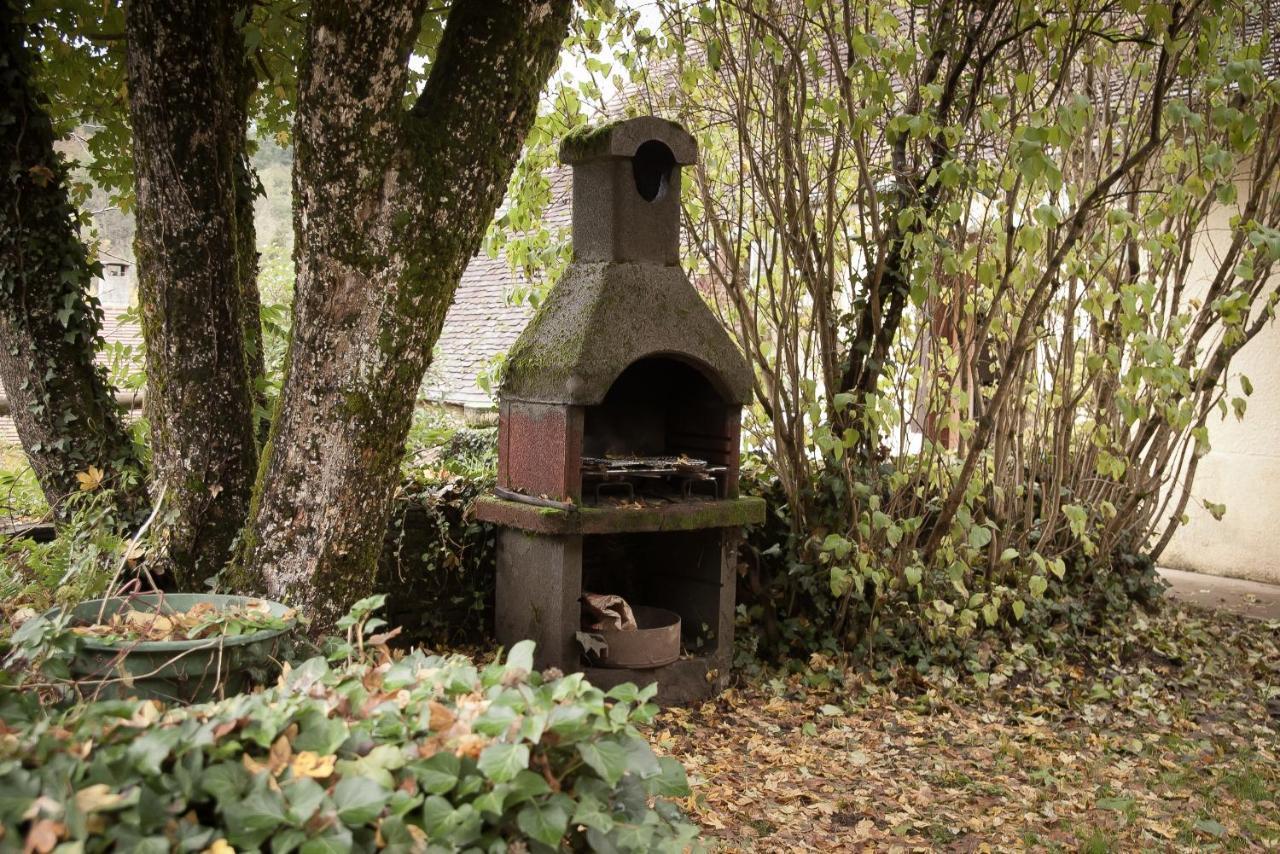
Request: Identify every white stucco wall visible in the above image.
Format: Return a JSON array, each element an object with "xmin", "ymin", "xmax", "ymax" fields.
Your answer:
[{"xmin": 1161, "ymin": 159, "xmax": 1280, "ymax": 584}]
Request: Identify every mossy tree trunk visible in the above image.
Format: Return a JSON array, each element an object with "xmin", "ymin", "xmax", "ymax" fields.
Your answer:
[
  {"xmin": 235, "ymin": 0, "xmax": 572, "ymax": 628},
  {"xmin": 126, "ymin": 0, "xmax": 261, "ymax": 586},
  {"xmin": 0, "ymin": 1, "xmax": 147, "ymax": 518}
]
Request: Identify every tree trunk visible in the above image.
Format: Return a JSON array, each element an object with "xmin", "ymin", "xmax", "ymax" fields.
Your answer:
[
  {"xmin": 235, "ymin": 0, "xmax": 572, "ymax": 628},
  {"xmin": 126, "ymin": 0, "xmax": 260, "ymax": 587},
  {"xmin": 0, "ymin": 1, "xmax": 147, "ymax": 518}
]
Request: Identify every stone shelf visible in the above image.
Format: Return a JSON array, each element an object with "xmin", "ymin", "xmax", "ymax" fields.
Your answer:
[{"xmin": 474, "ymin": 494, "xmax": 765, "ymax": 536}]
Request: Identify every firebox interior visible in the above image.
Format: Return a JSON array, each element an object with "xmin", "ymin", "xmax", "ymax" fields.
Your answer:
[
  {"xmin": 582, "ymin": 530, "xmax": 725, "ymax": 661},
  {"xmin": 581, "ymin": 356, "xmax": 737, "ymax": 502},
  {"xmin": 584, "ymin": 357, "xmax": 727, "ymax": 456}
]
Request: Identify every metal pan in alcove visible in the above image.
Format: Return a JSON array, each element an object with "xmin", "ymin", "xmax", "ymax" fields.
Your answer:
[{"xmin": 593, "ymin": 606, "xmax": 681, "ymax": 669}]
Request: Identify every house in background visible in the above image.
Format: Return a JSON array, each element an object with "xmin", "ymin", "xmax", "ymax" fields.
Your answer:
[
  {"xmin": 421, "ymin": 170, "xmax": 572, "ymax": 421},
  {"xmin": 1159, "ymin": 158, "xmax": 1280, "ymax": 586},
  {"xmin": 94, "ymin": 258, "xmax": 134, "ymax": 309}
]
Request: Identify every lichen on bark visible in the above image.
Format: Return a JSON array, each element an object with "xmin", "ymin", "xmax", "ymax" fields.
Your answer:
[
  {"xmin": 233, "ymin": 0, "xmax": 573, "ymax": 629},
  {"xmin": 0, "ymin": 0, "xmax": 146, "ymax": 519},
  {"xmin": 126, "ymin": 0, "xmax": 261, "ymax": 586}
]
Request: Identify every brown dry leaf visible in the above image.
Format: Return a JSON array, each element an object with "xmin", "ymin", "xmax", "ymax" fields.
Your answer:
[
  {"xmin": 23, "ymin": 819, "xmax": 63, "ymax": 854},
  {"xmin": 27, "ymin": 164, "xmax": 55, "ymax": 187},
  {"xmin": 427, "ymin": 700, "xmax": 456, "ymax": 732},
  {"xmin": 128, "ymin": 701, "xmax": 162, "ymax": 728},
  {"xmin": 267, "ymin": 734, "xmax": 293, "ymax": 775},
  {"xmin": 123, "ymin": 610, "xmax": 174, "ymax": 638},
  {"xmin": 187, "ymin": 602, "xmax": 216, "ymax": 621},
  {"xmin": 75, "ymin": 465, "xmax": 104, "ymax": 492},
  {"xmin": 453, "ymin": 734, "xmax": 488, "ymax": 759},
  {"xmin": 20, "ymin": 797, "xmax": 61, "ymax": 823},
  {"xmin": 641, "ymin": 603, "xmax": 1280, "ymax": 851}
]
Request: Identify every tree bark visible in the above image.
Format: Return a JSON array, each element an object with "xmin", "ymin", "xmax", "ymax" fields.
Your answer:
[
  {"xmin": 0, "ymin": 0, "xmax": 147, "ymax": 517},
  {"xmin": 126, "ymin": 0, "xmax": 260, "ymax": 586},
  {"xmin": 235, "ymin": 0, "xmax": 572, "ymax": 628}
]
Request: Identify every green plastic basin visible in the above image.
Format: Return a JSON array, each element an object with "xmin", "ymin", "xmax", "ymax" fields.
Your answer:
[{"xmin": 47, "ymin": 593, "xmax": 297, "ymax": 704}]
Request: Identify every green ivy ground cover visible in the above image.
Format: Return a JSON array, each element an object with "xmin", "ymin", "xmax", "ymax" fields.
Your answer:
[{"xmin": 0, "ymin": 637, "xmax": 697, "ymax": 853}]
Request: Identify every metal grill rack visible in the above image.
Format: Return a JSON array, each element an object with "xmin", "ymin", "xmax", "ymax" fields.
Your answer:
[{"xmin": 580, "ymin": 455, "xmax": 726, "ymax": 503}]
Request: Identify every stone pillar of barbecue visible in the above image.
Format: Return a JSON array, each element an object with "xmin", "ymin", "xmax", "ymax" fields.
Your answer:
[{"xmin": 475, "ymin": 117, "xmax": 763, "ymax": 704}]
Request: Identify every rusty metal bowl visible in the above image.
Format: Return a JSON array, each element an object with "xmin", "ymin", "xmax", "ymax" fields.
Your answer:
[{"xmin": 594, "ymin": 606, "xmax": 681, "ymax": 669}]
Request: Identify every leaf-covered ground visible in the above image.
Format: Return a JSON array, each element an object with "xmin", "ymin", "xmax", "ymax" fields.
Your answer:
[{"xmin": 651, "ymin": 604, "xmax": 1280, "ymax": 851}]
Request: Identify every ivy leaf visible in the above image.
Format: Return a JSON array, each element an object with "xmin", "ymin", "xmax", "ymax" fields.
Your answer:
[
  {"xmin": 620, "ymin": 735, "xmax": 660, "ymax": 779},
  {"xmin": 299, "ymin": 830, "xmax": 354, "ymax": 854},
  {"xmin": 517, "ymin": 798, "xmax": 569, "ymax": 847},
  {"xmin": 571, "ymin": 794, "xmax": 614, "ymax": 833},
  {"xmin": 331, "ymin": 777, "xmax": 389, "ymax": 826},
  {"xmin": 505, "ymin": 639, "xmax": 535, "ymax": 675},
  {"xmin": 477, "ymin": 743, "xmax": 529, "ymax": 784},
  {"xmin": 576, "ymin": 740, "xmax": 629, "ymax": 787},
  {"xmin": 224, "ymin": 785, "xmax": 290, "ymax": 847},
  {"xmin": 283, "ymin": 778, "xmax": 328, "ymax": 825},
  {"xmin": 200, "ymin": 761, "xmax": 250, "ymax": 802},
  {"xmin": 410, "ymin": 752, "xmax": 460, "ymax": 795},
  {"xmin": 648, "ymin": 756, "xmax": 691, "ymax": 797}
]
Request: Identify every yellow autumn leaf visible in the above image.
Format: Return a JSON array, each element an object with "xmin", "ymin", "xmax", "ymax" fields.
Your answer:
[
  {"xmin": 289, "ymin": 750, "xmax": 336, "ymax": 779},
  {"xmin": 241, "ymin": 754, "xmax": 269, "ymax": 776},
  {"xmin": 266, "ymin": 733, "xmax": 293, "ymax": 775},
  {"xmin": 74, "ymin": 784, "xmax": 127, "ymax": 813},
  {"xmin": 127, "ymin": 701, "xmax": 162, "ymax": 728},
  {"xmin": 75, "ymin": 465, "xmax": 104, "ymax": 491}
]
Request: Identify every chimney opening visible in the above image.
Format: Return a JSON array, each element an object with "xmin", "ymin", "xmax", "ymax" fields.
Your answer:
[{"xmin": 632, "ymin": 140, "xmax": 675, "ymax": 202}]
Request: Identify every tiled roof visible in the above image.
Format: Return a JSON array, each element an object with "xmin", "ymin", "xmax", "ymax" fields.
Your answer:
[
  {"xmin": 422, "ymin": 166, "xmax": 572, "ymax": 410},
  {"xmin": 99, "ymin": 306, "xmax": 143, "ymax": 351}
]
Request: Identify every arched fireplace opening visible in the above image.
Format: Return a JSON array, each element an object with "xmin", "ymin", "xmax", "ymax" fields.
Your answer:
[{"xmin": 582, "ymin": 356, "xmax": 738, "ymax": 504}]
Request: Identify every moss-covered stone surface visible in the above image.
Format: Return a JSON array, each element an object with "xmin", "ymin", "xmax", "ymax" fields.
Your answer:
[{"xmin": 502, "ymin": 262, "xmax": 754, "ymax": 406}]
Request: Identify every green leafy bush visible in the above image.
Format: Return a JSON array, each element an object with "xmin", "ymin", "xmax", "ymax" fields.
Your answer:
[
  {"xmin": 0, "ymin": 633, "xmax": 697, "ymax": 852},
  {"xmin": 735, "ymin": 461, "xmax": 1164, "ymax": 671},
  {"xmin": 0, "ymin": 449, "xmax": 47, "ymax": 519},
  {"xmin": 379, "ymin": 473, "xmax": 497, "ymax": 648},
  {"xmin": 380, "ymin": 425, "xmax": 499, "ymax": 646}
]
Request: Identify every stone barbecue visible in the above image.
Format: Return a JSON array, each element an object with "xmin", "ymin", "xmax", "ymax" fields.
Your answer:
[{"xmin": 474, "ymin": 117, "xmax": 764, "ymax": 703}]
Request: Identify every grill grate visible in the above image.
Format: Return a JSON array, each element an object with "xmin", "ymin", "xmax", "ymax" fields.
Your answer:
[{"xmin": 580, "ymin": 455, "xmax": 725, "ymax": 503}]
